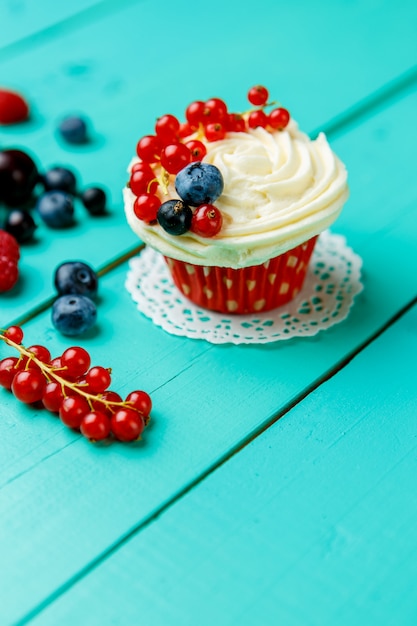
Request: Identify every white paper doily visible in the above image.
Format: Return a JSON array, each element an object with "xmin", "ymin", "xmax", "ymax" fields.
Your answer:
[{"xmin": 125, "ymin": 231, "xmax": 363, "ymax": 344}]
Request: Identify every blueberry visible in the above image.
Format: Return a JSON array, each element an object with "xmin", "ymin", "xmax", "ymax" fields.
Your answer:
[
  {"xmin": 52, "ymin": 294, "xmax": 97, "ymax": 336},
  {"xmin": 175, "ymin": 162, "xmax": 224, "ymax": 207},
  {"xmin": 37, "ymin": 191, "xmax": 74, "ymax": 228},
  {"xmin": 157, "ymin": 199, "xmax": 192, "ymax": 235},
  {"xmin": 54, "ymin": 261, "xmax": 98, "ymax": 298},
  {"xmin": 3, "ymin": 209, "xmax": 37, "ymax": 243},
  {"xmin": 42, "ymin": 167, "xmax": 77, "ymax": 194},
  {"xmin": 58, "ymin": 116, "xmax": 88, "ymax": 144},
  {"xmin": 81, "ymin": 186, "xmax": 107, "ymax": 215}
]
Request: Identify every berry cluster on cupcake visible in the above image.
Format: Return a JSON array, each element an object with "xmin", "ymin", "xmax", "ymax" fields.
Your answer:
[{"xmin": 125, "ymin": 86, "xmax": 349, "ymax": 314}]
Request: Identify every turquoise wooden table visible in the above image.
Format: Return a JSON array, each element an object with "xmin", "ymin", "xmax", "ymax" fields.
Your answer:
[{"xmin": 1, "ymin": 1, "xmax": 417, "ymax": 624}]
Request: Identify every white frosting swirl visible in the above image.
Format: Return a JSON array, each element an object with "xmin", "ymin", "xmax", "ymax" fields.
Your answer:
[{"xmin": 124, "ymin": 121, "xmax": 348, "ymax": 268}]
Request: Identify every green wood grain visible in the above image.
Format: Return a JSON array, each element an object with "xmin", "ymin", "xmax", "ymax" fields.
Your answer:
[
  {"xmin": 1, "ymin": 80, "xmax": 417, "ymax": 619},
  {"xmin": 1, "ymin": 0, "xmax": 417, "ymax": 324},
  {"xmin": 26, "ymin": 304, "xmax": 417, "ymax": 626}
]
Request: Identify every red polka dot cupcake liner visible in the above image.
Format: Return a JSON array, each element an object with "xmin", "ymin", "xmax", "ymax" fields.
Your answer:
[{"xmin": 164, "ymin": 235, "xmax": 318, "ymax": 314}]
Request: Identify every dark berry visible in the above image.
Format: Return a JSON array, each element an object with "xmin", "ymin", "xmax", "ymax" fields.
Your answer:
[
  {"xmin": 42, "ymin": 167, "xmax": 77, "ymax": 194},
  {"xmin": 54, "ymin": 261, "xmax": 98, "ymax": 298},
  {"xmin": 36, "ymin": 191, "xmax": 74, "ymax": 228},
  {"xmin": 52, "ymin": 294, "xmax": 97, "ymax": 336},
  {"xmin": 0, "ymin": 149, "xmax": 38, "ymax": 206},
  {"xmin": 80, "ymin": 187, "xmax": 107, "ymax": 215},
  {"xmin": 3, "ymin": 209, "xmax": 37, "ymax": 243},
  {"xmin": 175, "ymin": 162, "xmax": 224, "ymax": 207},
  {"xmin": 157, "ymin": 199, "xmax": 192, "ymax": 235},
  {"xmin": 58, "ymin": 116, "xmax": 88, "ymax": 144}
]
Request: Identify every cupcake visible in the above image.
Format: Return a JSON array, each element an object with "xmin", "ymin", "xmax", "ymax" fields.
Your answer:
[{"xmin": 124, "ymin": 86, "xmax": 348, "ymax": 314}]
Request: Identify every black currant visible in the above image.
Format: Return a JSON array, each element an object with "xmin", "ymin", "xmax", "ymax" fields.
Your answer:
[{"xmin": 157, "ymin": 199, "xmax": 192, "ymax": 235}]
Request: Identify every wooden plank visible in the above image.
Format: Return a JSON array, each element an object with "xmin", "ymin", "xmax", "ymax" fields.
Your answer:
[
  {"xmin": 1, "ymin": 0, "xmax": 417, "ymax": 324},
  {"xmin": 25, "ymin": 303, "xmax": 417, "ymax": 626},
  {"xmin": 1, "ymin": 82, "xmax": 417, "ymax": 624}
]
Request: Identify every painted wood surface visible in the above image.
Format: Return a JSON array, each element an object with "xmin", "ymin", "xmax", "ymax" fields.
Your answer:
[
  {"xmin": 0, "ymin": 1, "xmax": 417, "ymax": 624},
  {"xmin": 26, "ymin": 303, "xmax": 417, "ymax": 626}
]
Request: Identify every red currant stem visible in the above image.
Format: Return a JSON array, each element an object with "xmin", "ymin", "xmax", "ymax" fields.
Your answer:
[
  {"xmin": 244, "ymin": 100, "xmax": 281, "ymax": 115},
  {"xmin": 0, "ymin": 333, "xmax": 149, "ymax": 418},
  {"xmin": 157, "ymin": 169, "xmax": 170, "ymax": 196},
  {"xmin": 146, "ymin": 178, "xmax": 159, "ymax": 194}
]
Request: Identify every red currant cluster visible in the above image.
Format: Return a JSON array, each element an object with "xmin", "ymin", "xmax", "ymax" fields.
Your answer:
[
  {"xmin": 0, "ymin": 229, "xmax": 20, "ymax": 292},
  {"xmin": 129, "ymin": 85, "xmax": 290, "ymax": 230},
  {"xmin": 0, "ymin": 326, "xmax": 152, "ymax": 443}
]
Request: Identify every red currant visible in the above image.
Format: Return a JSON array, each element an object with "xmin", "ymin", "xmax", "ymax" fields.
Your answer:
[
  {"xmin": 133, "ymin": 194, "xmax": 161, "ymax": 223},
  {"xmin": 248, "ymin": 110, "xmax": 268, "ymax": 129},
  {"xmin": 204, "ymin": 123, "xmax": 226, "ymax": 142},
  {"xmin": 178, "ymin": 122, "xmax": 196, "ymax": 139},
  {"xmin": 131, "ymin": 161, "xmax": 154, "ymax": 177},
  {"xmin": 129, "ymin": 169, "xmax": 158, "ymax": 196},
  {"xmin": 27, "ymin": 345, "xmax": 51, "ymax": 363},
  {"xmin": 247, "ymin": 85, "xmax": 269, "ymax": 106},
  {"xmin": 136, "ymin": 135, "xmax": 162, "ymax": 163},
  {"xmin": 0, "ymin": 356, "xmax": 19, "ymax": 390},
  {"xmin": 185, "ymin": 100, "xmax": 205, "ymax": 126},
  {"xmin": 111, "ymin": 408, "xmax": 145, "ymax": 442},
  {"xmin": 42, "ymin": 381, "xmax": 65, "ymax": 413},
  {"xmin": 125, "ymin": 390, "xmax": 152, "ymax": 416},
  {"xmin": 0, "ymin": 89, "xmax": 29, "ymax": 124},
  {"xmin": 84, "ymin": 366, "xmax": 111, "ymax": 393},
  {"xmin": 268, "ymin": 107, "xmax": 290, "ymax": 130},
  {"xmin": 92, "ymin": 390, "xmax": 122, "ymax": 416},
  {"xmin": 80, "ymin": 411, "xmax": 111, "ymax": 441},
  {"xmin": 155, "ymin": 114, "xmax": 180, "ymax": 143},
  {"xmin": 59, "ymin": 395, "xmax": 90, "ymax": 429},
  {"xmin": 203, "ymin": 98, "xmax": 228, "ymax": 123},
  {"xmin": 185, "ymin": 140, "xmax": 207, "ymax": 162},
  {"xmin": 4, "ymin": 325, "xmax": 23, "ymax": 344},
  {"xmin": 61, "ymin": 346, "xmax": 91, "ymax": 378},
  {"xmin": 226, "ymin": 113, "xmax": 246, "ymax": 133},
  {"xmin": 12, "ymin": 369, "xmax": 46, "ymax": 403},
  {"xmin": 160, "ymin": 143, "xmax": 191, "ymax": 175},
  {"xmin": 191, "ymin": 204, "xmax": 223, "ymax": 237}
]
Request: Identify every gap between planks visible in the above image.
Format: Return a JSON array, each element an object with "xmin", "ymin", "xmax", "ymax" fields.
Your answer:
[{"xmin": 15, "ymin": 295, "xmax": 417, "ymax": 626}]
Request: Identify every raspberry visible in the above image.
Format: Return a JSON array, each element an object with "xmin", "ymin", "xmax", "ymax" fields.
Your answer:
[
  {"xmin": 0, "ymin": 229, "xmax": 20, "ymax": 262},
  {"xmin": 0, "ymin": 256, "xmax": 18, "ymax": 292},
  {"xmin": 0, "ymin": 89, "xmax": 29, "ymax": 124}
]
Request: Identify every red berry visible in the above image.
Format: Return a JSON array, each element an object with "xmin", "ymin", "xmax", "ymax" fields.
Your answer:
[
  {"xmin": 185, "ymin": 100, "xmax": 206, "ymax": 126},
  {"xmin": 59, "ymin": 395, "xmax": 90, "ymax": 429},
  {"xmin": 203, "ymin": 98, "xmax": 228, "ymax": 123},
  {"xmin": 160, "ymin": 143, "xmax": 191, "ymax": 175},
  {"xmin": 133, "ymin": 194, "xmax": 161, "ymax": 223},
  {"xmin": 12, "ymin": 369, "xmax": 46, "ymax": 403},
  {"xmin": 155, "ymin": 114, "xmax": 180, "ymax": 143},
  {"xmin": 248, "ymin": 110, "xmax": 268, "ymax": 129},
  {"xmin": 129, "ymin": 168, "xmax": 158, "ymax": 196},
  {"xmin": 80, "ymin": 411, "xmax": 111, "ymax": 441},
  {"xmin": 27, "ymin": 345, "xmax": 51, "ymax": 363},
  {"xmin": 268, "ymin": 107, "xmax": 290, "ymax": 130},
  {"xmin": 191, "ymin": 204, "xmax": 223, "ymax": 237},
  {"xmin": 0, "ymin": 89, "xmax": 29, "ymax": 124},
  {"xmin": 0, "ymin": 257, "xmax": 18, "ymax": 292},
  {"xmin": 4, "ymin": 325, "xmax": 24, "ymax": 344},
  {"xmin": 84, "ymin": 366, "xmax": 111, "ymax": 393},
  {"xmin": 225, "ymin": 113, "xmax": 246, "ymax": 133},
  {"xmin": 42, "ymin": 381, "xmax": 65, "ymax": 413},
  {"xmin": 92, "ymin": 390, "xmax": 122, "ymax": 416},
  {"xmin": 185, "ymin": 140, "xmax": 207, "ymax": 162},
  {"xmin": 111, "ymin": 408, "xmax": 145, "ymax": 442},
  {"xmin": 204, "ymin": 123, "xmax": 226, "ymax": 142},
  {"xmin": 247, "ymin": 85, "xmax": 269, "ymax": 106},
  {"xmin": 0, "ymin": 356, "xmax": 19, "ymax": 390},
  {"xmin": 0, "ymin": 229, "xmax": 20, "ymax": 262},
  {"xmin": 178, "ymin": 122, "xmax": 196, "ymax": 139},
  {"xmin": 61, "ymin": 346, "xmax": 91, "ymax": 378},
  {"xmin": 136, "ymin": 135, "xmax": 162, "ymax": 163},
  {"xmin": 131, "ymin": 161, "xmax": 154, "ymax": 177},
  {"xmin": 125, "ymin": 390, "xmax": 152, "ymax": 416}
]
